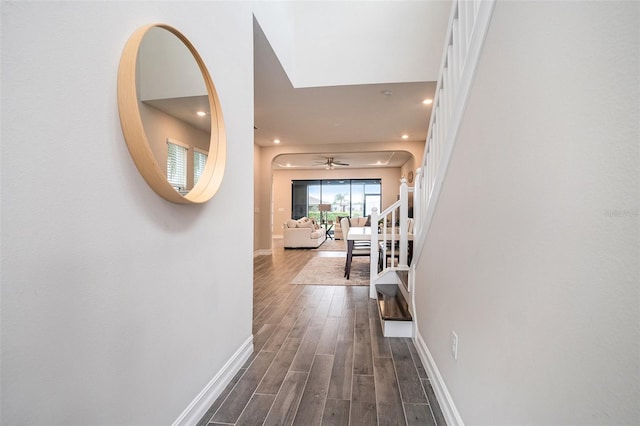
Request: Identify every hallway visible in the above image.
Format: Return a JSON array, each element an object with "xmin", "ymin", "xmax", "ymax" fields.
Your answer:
[{"xmin": 198, "ymin": 241, "xmax": 445, "ymax": 425}]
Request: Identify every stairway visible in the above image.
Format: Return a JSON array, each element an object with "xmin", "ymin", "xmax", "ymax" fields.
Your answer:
[
  {"xmin": 367, "ymin": 179, "xmax": 414, "ymax": 338},
  {"xmin": 375, "ymin": 271, "xmax": 413, "ymax": 337}
]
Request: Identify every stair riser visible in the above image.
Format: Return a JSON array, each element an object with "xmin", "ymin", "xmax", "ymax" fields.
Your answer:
[{"xmin": 381, "ymin": 320, "xmax": 413, "ymax": 338}]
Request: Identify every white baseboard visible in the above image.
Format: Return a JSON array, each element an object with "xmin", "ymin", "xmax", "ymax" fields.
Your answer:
[
  {"xmin": 253, "ymin": 249, "xmax": 272, "ymax": 257},
  {"xmin": 172, "ymin": 335, "xmax": 253, "ymax": 426},
  {"xmin": 414, "ymin": 331, "xmax": 464, "ymax": 426}
]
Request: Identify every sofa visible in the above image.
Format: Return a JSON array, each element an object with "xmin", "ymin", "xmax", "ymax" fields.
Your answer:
[
  {"xmin": 283, "ymin": 217, "xmax": 326, "ymax": 248},
  {"xmin": 334, "ymin": 216, "xmax": 370, "ymax": 240}
]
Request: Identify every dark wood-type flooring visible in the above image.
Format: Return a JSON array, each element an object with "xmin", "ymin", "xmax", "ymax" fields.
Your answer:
[{"xmin": 198, "ymin": 240, "xmax": 446, "ymax": 426}]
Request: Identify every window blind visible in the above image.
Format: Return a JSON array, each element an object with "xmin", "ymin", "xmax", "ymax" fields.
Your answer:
[
  {"xmin": 194, "ymin": 148, "xmax": 208, "ymax": 185},
  {"xmin": 167, "ymin": 140, "xmax": 187, "ymax": 190}
]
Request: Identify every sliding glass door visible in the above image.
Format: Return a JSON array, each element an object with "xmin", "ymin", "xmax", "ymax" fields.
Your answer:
[
  {"xmin": 364, "ymin": 195, "xmax": 381, "ymax": 216},
  {"xmin": 292, "ymin": 180, "xmax": 320, "ymax": 220},
  {"xmin": 291, "ymin": 179, "xmax": 382, "ymax": 222}
]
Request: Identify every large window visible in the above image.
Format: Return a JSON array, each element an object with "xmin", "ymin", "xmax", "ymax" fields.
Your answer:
[{"xmin": 291, "ymin": 179, "xmax": 382, "ymax": 222}]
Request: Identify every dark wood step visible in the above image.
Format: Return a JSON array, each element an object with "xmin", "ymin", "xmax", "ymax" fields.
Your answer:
[{"xmin": 376, "ymin": 284, "xmax": 412, "ymax": 321}]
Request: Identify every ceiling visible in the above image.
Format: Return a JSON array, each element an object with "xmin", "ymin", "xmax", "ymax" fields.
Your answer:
[
  {"xmin": 273, "ymin": 151, "xmax": 413, "ymax": 170},
  {"xmin": 253, "ymin": 20, "xmax": 437, "ymax": 170},
  {"xmin": 143, "ymin": 95, "xmax": 211, "ymax": 133}
]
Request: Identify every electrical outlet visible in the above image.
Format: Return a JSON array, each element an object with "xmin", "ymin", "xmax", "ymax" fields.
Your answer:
[{"xmin": 451, "ymin": 331, "xmax": 458, "ymax": 360}]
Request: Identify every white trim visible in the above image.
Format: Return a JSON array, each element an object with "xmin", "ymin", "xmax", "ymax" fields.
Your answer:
[
  {"xmin": 194, "ymin": 146, "xmax": 209, "ymax": 155},
  {"xmin": 409, "ymin": 265, "xmax": 418, "ymax": 327},
  {"xmin": 167, "ymin": 137, "xmax": 189, "ymax": 149},
  {"xmin": 370, "ymin": 269, "xmax": 399, "ymax": 299},
  {"xmin": 253, "ymin": 249, "xmax": 272, "ymax": 257},
  {"xmin": 172, "ymin": 335, "xmax": 253, "ymax": 426},
  {"xmin": 413, "ymin": 330, "xmax": 464, "ymax": 426}
]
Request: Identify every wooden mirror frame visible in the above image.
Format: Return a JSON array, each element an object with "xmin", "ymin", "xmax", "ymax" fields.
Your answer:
[{"xmin": 117, "ymin": 23, "xmax": 226, "ymax": 204}]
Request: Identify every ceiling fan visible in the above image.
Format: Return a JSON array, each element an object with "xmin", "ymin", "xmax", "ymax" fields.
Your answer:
[{"xmin": 313, "ymin": 157, "xmax": 350, "ymax": 169}]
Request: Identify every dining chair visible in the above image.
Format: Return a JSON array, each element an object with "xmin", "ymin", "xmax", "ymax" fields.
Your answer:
[
  {"xmin": 340, "ymin": 217, "xmax": 371, "ymax": 279},
  {"xmin": 378, "ymin": 218, "xmax": 415, "ymax": 270}
]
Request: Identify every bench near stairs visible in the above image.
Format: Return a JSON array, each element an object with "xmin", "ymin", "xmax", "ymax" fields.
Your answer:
[{"xmin": 375, "ymin": 271, "xmax": 413, "ymax": 337}]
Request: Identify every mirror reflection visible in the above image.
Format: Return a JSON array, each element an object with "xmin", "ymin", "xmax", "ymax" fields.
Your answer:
[{"xmin": 136, "ymin": 27, "xmax": 212, "ymax": 195}]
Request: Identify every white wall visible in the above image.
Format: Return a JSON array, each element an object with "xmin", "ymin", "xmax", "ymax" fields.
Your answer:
[
  {"xmin": 290, "ymin": 1, "xmax": 450, "ymax": 87},
  {"xmin": 1, "ymin": 2, "xmax": 254, "ymax": 425},
  {"xmin": 254, "ymin": 0, "xmax": 451, "ymax": 88},
  {"xmin": 414, "ymin": 1, "xmax": 639, "ymax": 424},
  {"xmin": 252, "ymin": 2, "xmax": 296, "ymax": 84},
  {"xmin": 254, "ymin": 144, "xmax": 264, "ymax": 253}
]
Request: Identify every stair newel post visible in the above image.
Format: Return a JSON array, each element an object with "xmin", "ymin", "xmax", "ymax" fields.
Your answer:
[
  {"xmin": 370, "ymin": 207, "xmax": 379, "ymax": 299},
  {"xmin": 414, "ymin": 168, "xmax": 422, "ymax": 236},
  {"xmin": 399, "ymin": 178, "xmax": 409, "ymax": 268}
]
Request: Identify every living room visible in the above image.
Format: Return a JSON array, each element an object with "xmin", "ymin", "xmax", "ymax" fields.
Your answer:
[{"xmin": 271, "ymin": 148, "xmax": 422, "ymax": 242}]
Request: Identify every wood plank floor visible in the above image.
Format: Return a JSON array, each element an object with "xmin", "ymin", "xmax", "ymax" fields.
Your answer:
[{"xmin": 198, "ymin": 239, "xmax": 446, "ymax": 426}]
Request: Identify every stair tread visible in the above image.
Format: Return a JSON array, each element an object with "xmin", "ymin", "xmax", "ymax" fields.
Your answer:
[{"xmin": 376, "ymin": 284, "xmax": 412, "ymax": 321}]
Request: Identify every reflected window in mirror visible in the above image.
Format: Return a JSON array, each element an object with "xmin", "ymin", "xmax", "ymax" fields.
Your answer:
[
  {"xmin": 167, "ymin": 138, "xmax": 187, "ymax": 193},
  {"xmin": 194, "ymin": 148, "xmax": 208, "ymax": 185}
]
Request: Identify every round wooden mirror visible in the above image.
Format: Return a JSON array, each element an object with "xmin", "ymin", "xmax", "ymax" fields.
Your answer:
[{"xmin": 118, "ymin": 24, "xmax": 226, "ymax": 204}]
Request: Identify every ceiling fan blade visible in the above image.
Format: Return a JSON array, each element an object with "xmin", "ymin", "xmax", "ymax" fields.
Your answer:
[{"xmin": 333, "ymin": 161, "xmax": 350, "ymax": 166}]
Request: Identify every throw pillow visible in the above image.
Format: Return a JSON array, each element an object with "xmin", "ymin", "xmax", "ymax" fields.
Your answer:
[
  {"xmin": 297, "ymin": 220, "xmax": 314, "ymax": 229},
  {"xmin": 364, "ymin": 215, "xmax": 371, "ymax": 226},
  {"xmin": 286, "ymin": 219, "xmax": 298, "ymax": 228}
]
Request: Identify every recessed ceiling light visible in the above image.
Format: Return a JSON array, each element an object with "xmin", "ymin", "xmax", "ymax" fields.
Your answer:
[
  {"xmin": 402, "ymin": 134, "xmax": 409, "ymax": 139},
  {"xmin": 274, "ymin": 139, "xmax": 280, "ymax": 144},
  {"xmin": 196, "ymin": 111, "xmax": 207, "ymax": 117},
  {"xmin": 382, "ymin": 90, "xmax": 393, "ymax": 96},
  {"xmin": 422, "ymin": 99, "xmax": 433, "ymax": 105}
]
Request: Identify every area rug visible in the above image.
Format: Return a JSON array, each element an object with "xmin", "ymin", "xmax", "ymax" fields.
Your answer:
[
  {"xmin": 291, "ymin": 256, "xmax": 369, "ymax": 286},
  {"xmin": 313, "ymin": 238, "xmax": 346, "ymax": 252}
]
